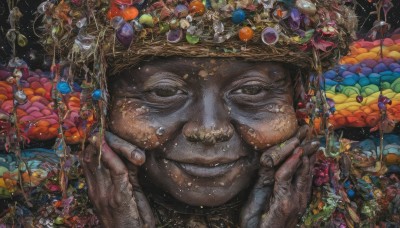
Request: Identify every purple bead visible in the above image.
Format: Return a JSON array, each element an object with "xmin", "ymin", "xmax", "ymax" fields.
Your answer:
[
  {"xmin": 360, "ymin": 67, "xmax": 372, "ymax": 76},
  {"xmin": 389, "ymin": 63, "xmax": 400, "ymax": 71},
  {"xmin": 356, "ymin": 95, "xmax": 363, "ymax": 103},
  {"xmin": 378, "ymin": 102, "xmax": 386, "ymax": 110},
  {"xmin": 166, "ymin": 29, "xmax": 183, "ymax": 43},
  {"xmin": 116, "ymin": 22, "xmax": 135, "ymax": 47},
  {"xmin": 174, "ymin": 4, "xmax": 188, "ymax": 18},
  {"xmin": 261, "ymin": 27, "xmax": 279, "ymax": 45},
  {"xmin": 326, "ymin": 98, "xmax": 335, "ymax": 108}
]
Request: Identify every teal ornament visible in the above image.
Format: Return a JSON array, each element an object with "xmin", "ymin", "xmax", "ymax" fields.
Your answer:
[
  {"xmin": 57, "ymin": 81, "xmax": 71, "ymax": 94},
  {"xmin": 231, "ymin": 9, "xmax": 246, "ymax": 24},
  {"xmin": 92, "ymin": 89, "xmax": 102, "ymax": 100}
]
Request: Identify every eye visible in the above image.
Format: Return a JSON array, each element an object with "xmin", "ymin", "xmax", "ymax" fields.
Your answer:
[
  {"xmin": 234, "ymin": 85, "xmax": 264, "ymax": 95},
  {"xmin": 151, "ymin": 86, "xmax": 184, "ymax": 97}
]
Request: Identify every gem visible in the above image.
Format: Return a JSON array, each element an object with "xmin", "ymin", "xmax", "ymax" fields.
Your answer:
[
  {"xmin": 378, "ymin": 102, "xmax": 386, "ymax": 111},
  {"xmin": 166, "ymin": 29, "xmax": 183, "ymax": 43},
  {"xmin": 74, "ymin": 33, "xmax": 95, "ymax": 51},
  {"xmin": 295, "ymin": 0, "xmax": 316, "ymax": 15},
  {"xmin": 326, "ymin": 98, "xmax": 335, "ymax": 108},
  {"xmin": 261, "ymin": 27, "xmax": 279, "ymax": 45},
  {"xmin": 107, "ymin": 4, "xmax": 122, "ymax": 20},
  {"xmin": 14, "ymin": 90, "xmax": 27, "ymax": 104},
  {"xmin": 272, "ymin": 5, "xmax": 289, "ymax": 20},
  {"xmin": 110, "ymin": 16, "xmax": 125, "ymax": 29},
  {"xmin": 186, "ymin": 33, "xmax": 199, "ymax": 44},
  {"xmin": 116, "ymin": 22, "xmax": 135, "ymax": 47},
  {"xmin": 174, "ymin": 4, "xmax": 189, "ymax": 18},
  {"xmin": 356, "ymin": 95, "xmax": 363, "ymax": 103},
  {"xmin": 57, "ymin": 82, "xmax": 71, "ymax": 94},
  {"xmin": 231, "ymin": 9, "xmax": 246, "ymax": 24},
  {"xmin": 189, "ymin": 0, "xmax": 205, "ymax": 16},
  {"xmin": 180, "ymin": 19, "xmax": 190, "ymax": 29},
  {"xmin": 159, "ymin": 22, "xmax": 170, "ymax": 33},
  {"xmin": 238, "ymin": 26, "xmax": 254, "ymax": 42},
  {"xmin": 92, "ymin": 89, "xmax": 102, "ymax": 100},
  {"xmin": 76, "ymin": 18, "xmax": 87, "ymax": 28},
  {"xmin": 122, "ymin": 6, "xmax": 139, "ymax": 21},
  {"xmin": 131, "ymin": 20, "xmax": 143, "ymax": 31},
  {"xmin": 139, "ymin": 14, "xmax": 154, "ymax": 27},
  {"xmin": 347, "ymin": 189, "xmax": 355, "ymax": 199},
  {"xmin": 17, "ymin": 34, "xmax": 28, "ymax": 47},
  {"xmin": 213, "ymin": 21, "xmax": 224, "ymax": 34},
  {"xmin": 186, "ymin": 15, "xmax": 193, "ymax": 22}
]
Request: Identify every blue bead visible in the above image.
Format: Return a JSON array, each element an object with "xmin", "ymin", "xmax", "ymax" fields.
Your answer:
[
  {"xmin": 56, "ymin": 81, "xmax": 71, "ymax": 94},
  {"xmin": 231, "ymin": 9, "xmax": 246, "ymax": 24},
  {"xmin": 344, "ymin": 180, "xmax": 351, "ymax": 189},
  {"xmin": 92, "ymin": 89, "xmax": 102, "ymax": 100},
  {"xmin": 347, "ymin": 189, "xmax": 355, "ymax": 199}
]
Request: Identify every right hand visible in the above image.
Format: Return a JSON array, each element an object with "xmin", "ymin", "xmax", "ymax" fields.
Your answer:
[{"xmin": 80, "ymin": 131, "xmax": 155, "ymax": 228}]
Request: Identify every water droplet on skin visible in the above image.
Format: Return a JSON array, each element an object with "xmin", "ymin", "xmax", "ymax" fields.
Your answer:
[{"xmin": 156, "ymin": 127, "xmax": 165, "ymax": 136}]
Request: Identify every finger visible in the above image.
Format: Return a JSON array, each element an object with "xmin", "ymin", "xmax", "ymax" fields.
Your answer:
[
  {"xmin": 126, "ymin": 162, "xmax": 156, "ymax": 227},
  {"xmin": 105, "ymin": 131, "xmax": 146, "ymax": 166},
  {"xmin": 296, "ymin": 156, "xmax": 312, "ymax": 215},
  {"xmin": 275, "ymin": 148, "xmax": 304, "ymax": 183},
  {"xmin": 295, "ymin": 124, "xmax": 309, "ymax": 142},
  {"xmin": 300, "ymin": 140, "xmax": 320, "ymax": 157},
  {"xmin": 295, "ymin": 156, "xmax": 310, "ymax": 192},
  {"xmin": 80, "ymin": 146, "xmax": 96, "ymax": 199},
  {"xmin": 240, "ymin": 167, "xmax": 274, "ymax": 228},
  {"xmin": 260, "ymin": 137, "xmax": 300, "ymax": 168},
  {"xmin": 89, "ymin": 134, "xmax": 127, "ymax": 176}
]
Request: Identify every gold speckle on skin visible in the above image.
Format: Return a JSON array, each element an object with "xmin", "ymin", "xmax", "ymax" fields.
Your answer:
[{"xmin": 198, "ymin": 70, "xmax": 208, "ymax": 78}]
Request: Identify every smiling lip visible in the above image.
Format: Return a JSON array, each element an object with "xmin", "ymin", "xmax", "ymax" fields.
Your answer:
[{"xmin": 167, "ymin": 159, "xmax": 240, "ymax": 178}]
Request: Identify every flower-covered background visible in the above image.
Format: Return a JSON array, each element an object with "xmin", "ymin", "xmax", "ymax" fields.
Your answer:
[{"xmin": 0, "ymin": 0, "xmax": 399, "ymax": 227}]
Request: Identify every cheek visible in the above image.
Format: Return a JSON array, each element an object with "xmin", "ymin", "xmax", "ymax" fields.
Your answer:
[
  {"xmin": 109, "ymin": 99, "xmax": 161, "ymax": 149},
  {"xmin": 237, "ymin": 104, "xmax": 298, "ymax": 150}
]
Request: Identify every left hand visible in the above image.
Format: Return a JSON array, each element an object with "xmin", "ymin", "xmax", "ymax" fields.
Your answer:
[{"xmin": 240, "ymin": 125, "xmax": 318, "ymax": 228}]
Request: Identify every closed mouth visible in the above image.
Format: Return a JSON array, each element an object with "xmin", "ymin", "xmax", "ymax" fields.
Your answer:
[{"xmin": 165, "ymin": 158, "xmax": 241, "ymax": 178}]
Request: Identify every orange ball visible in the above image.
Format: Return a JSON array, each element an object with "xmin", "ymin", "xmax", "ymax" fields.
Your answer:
[
  {"xmin": 189, "ymin": 0, "xmax": 205, "ymax": 16},
  {"xmin": 122, "ymin": 6, "xmax": 139, "ymax": 21},
  {"xmin": 238, "ymin": 26, "xmax": 254, "ymax": 42}
]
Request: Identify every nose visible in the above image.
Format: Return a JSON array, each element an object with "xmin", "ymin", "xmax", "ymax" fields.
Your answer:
[{"xmin": 183, "ymin": 89, "xmax": 234, "ymax": 145}]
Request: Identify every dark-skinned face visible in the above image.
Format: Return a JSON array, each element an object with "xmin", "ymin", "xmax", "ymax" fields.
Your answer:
[{"xmin": 109, "ymin": 57, "xmax": 298, "ymax": 207}]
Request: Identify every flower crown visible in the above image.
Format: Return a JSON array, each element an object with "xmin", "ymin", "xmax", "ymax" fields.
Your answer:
[{"xmin": 37, "ymin": 0, "xmax": 356, "ymax": 73}]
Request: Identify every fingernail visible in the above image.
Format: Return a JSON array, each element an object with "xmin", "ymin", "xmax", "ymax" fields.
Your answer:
[
  {"xmin": 311, "ymin": 141, "xmax": 320, "ymax": 148},
  {"xmin": 261, "ymin": 156, "xmax": 274, "ymax": 168}
]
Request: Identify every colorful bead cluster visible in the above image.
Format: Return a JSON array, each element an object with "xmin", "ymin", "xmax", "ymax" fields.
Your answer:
[
  {"xmin": 303, "ymin": 134, "xmax": 400, "ymax": 227},
  {"xmin": 0, "ymin": 64, "xmax": 95, "ymax": 145},
  {"xmin": 315, "ymin": 36, "xmax": 400, "ymax": 129},
  {"xmin": 103, "ymin": 0, "xmax": 350, "ymax": 47}
]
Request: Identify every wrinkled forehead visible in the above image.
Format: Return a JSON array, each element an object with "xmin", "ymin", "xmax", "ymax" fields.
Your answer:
[{"xmin": 110, "ymin": 57, "xmax": 293, "ymax": 86}]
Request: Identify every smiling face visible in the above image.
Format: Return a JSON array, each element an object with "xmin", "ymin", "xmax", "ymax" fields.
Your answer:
[{"xmin": 108, "ymin": 57, "xmax": 298, "ymax": 207}]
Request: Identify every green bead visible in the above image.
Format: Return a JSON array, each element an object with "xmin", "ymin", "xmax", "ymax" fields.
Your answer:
[
  {"xmin": 139, "ymin": 14, "xmax": 154, "ymax": 27},
  {"xmin": 17, "ymin": 34, "xmax": 28, "ymax": 47},
  {"xmin": 186, "ymin": 34, "xmax": 199, "ymax": 44}
]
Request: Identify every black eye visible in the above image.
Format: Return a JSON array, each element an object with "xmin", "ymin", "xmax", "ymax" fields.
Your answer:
[
  {"xmin": 234, "ymin": 85, "xmax": 264, "ymax": 95},
  {"xmin": 152, "ymin": 86, "xmax": 184, "ymax": 97}
]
